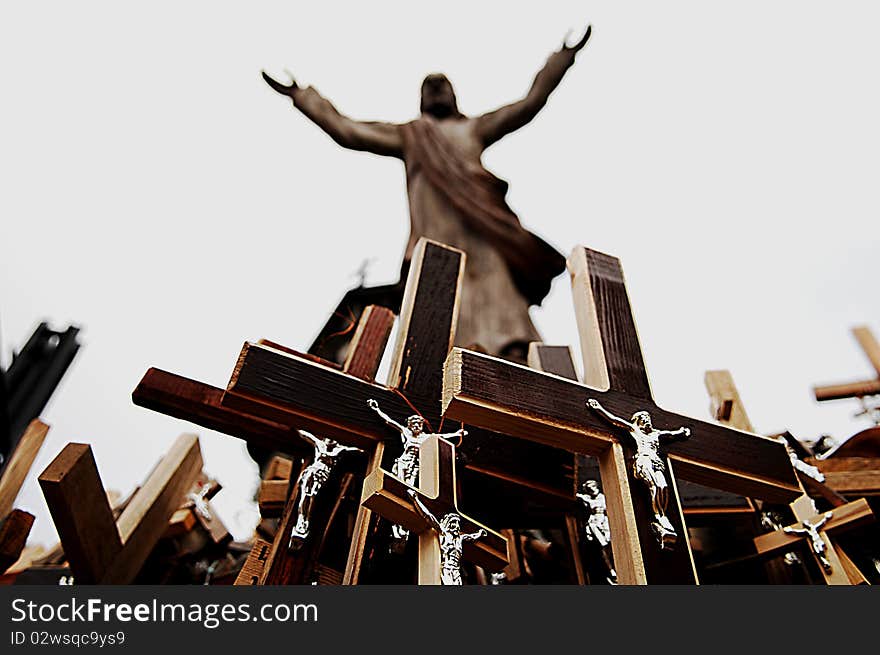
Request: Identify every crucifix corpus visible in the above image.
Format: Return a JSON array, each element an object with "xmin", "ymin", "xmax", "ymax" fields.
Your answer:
[
  {"xmin": 442, "ymin": 246, "xmax": 801, "ymax": 584},
  {"xmin": 262, "ymin": 27, "xmax": 594, "ymax": 360},
  {"xmin": 361, "ymin": 434, "xmax": 507, "ymax": 584}
]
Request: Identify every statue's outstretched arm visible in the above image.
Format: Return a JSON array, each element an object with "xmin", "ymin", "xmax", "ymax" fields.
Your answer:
[
  {"xmin": 367, "ymin": 399, "xmax": 407, "ymax": 434},
  {"xmin": 462, "ymin": 528, "xmax": 487, "ymax": 542},
  {"xmin": 297, "ymin": 429, "xmax": 322, "ymax": 449},
  {"xmin": 586, "ymin": 398, "xmax": 632, "ymax": 431},
  {"xmin": 408, "ymin": 490, "xmax": 442, "ymax": 532},
  {"xmin": 329, "ymin": 444, "xmax": 363, "ymax": 456},
  {"xmin": 475, "ymin": 25, "xmax": 591, "ymax": 148},
  {"xmin": 658, "ymin": 427, "xmax": 691, "ymax": 442},
  {"xmin": 262, "ymin": 71, "xmax": 403, "ymax": 158}
]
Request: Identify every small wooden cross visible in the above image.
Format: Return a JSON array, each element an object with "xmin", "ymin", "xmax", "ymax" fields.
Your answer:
[
  {"xmin": 442, "ymin": 246, "xmax": 801, "ymax": 584},
  {"xmin": 706, "ymin": 369, "xmax": 874, "ymax": 584},
  {"xmin": 39, "ymin": 433, "xmax": 202, "ymax": 583},
  {"xmin": 361, "ymin": 434, "xmax": 507, "ymax": 584},
  {"xmin": 0, "ymin": 419, "xmax": 49, "ymax": 573},
  {"xmin": 813, "ymin": 326, "xmax": 880, "ymax": 414}
]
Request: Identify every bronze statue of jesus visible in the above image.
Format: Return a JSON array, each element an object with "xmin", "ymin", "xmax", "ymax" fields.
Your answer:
[{"xmin": 263, "ymin": 26, "xmax": 591, "ymax": 359}]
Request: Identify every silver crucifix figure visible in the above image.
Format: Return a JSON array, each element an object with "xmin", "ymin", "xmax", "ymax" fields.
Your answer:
[
  {"xmin": 576, "ymin": 479, "xmax": 617, "ymax": 584},
  {"xmin": 289, "ymin": 430, "xmax": 362, "ymax": 549},
  {"xmin": 367, "ymin": 399, "xmax": 467, "ymax": 545},
  {"xmin": 407, "ymin": 489, "xmax": 486, "ymax": 585},
  {"xmin": 587, "ymin": 398, "xmax": 691, "ymax": 549},
  {"xmin": 783, "ymin": 512, "xmax": 834, "ymax": 572},
  {"xmin": 775, "ymin": 435, "xmax": 825, "ymax": 483},
  {"xmin": 186, "ymin": 484, "xmax": 213, "ymax": 521}
]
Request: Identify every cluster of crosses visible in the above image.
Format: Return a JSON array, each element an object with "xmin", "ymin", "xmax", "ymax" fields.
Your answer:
[{"xmin": 25, "ymin": 238, "xmax": 874, "ymax": 585}]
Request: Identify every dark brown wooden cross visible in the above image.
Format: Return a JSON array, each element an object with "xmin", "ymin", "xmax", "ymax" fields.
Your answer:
[
  {"xmin": 220, "ymin": 238, "xmax": 465, "ymax": 583},
  {"xmin": 442, "ymin": 246, "xmax": 801, "ymax": 584},
  {"xmin": 361, "ymin": 434, "xmax": 507, "ymax": 584},
  {"xmin": 39, "ymin": 433, "xmax": 202, "ymax": 583}
]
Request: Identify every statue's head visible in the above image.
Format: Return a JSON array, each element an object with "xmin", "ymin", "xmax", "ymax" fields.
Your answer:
[
  {"xmin": 325, "ymin": 438, "xmax": 339, "ymax": 450},
  {"xmin": 420, "ymin": 73, "xmax": 461, "ymax": 119},
  {"xmin": 631, "ymin": 411, "xmax": 653, "ymax": 432},
  {"xmin": 440, "ymin": 513, "xmax": 461, "ymax": 534},
  {"xmin": 406, "ymin": 415, "xmax": 425, "ymax": 434},
  {"xmin": 581, "ymin": 480, "xmax": 600, "ymax": 496}
]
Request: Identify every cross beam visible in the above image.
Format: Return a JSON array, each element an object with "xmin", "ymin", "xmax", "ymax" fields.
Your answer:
[{"xmin": 442, "ymin": 246, "xmax": 800, "ymax": 584}]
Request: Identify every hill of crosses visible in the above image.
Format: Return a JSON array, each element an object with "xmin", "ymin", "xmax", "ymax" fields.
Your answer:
[{"xmin": 3, "ymin": 25, "xmax": 879, "ymax": 586}]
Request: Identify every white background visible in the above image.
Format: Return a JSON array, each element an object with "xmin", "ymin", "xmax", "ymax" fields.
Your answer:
[{"xmin": 1, "ymin": 2, "xmax": 878, "ymax": 546}]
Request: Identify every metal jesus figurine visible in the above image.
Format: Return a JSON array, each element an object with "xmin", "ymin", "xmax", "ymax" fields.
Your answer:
[
  {"xmin": 289, "ymin": 430, "xmax": 362, "ymax": 549},
  {"xmin": 587, "ymin": 398, "xmax": 691, "ymax": 549},
  {"xmin": 262, "ymin": 26, "xmax": 592, "ymax": 360},
  {"xmin": 783, "ymin": 512, "xmax": 834, "ymax": 572},
  {"xmin": 775, "ymin": 435, "xmax": 826, "ymax": 482},
  {"xmin": 576, "ymin": 479, "xmax": 617, "ymax": 584},
  {"xmin": 408, "ymin": 490, "xmax": 486, "ymax": 585},
  {"xmin": 367, "ymin": 399, "xmax": 467, "ymax": 543}
]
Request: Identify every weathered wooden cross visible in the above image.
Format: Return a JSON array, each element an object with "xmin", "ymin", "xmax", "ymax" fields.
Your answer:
[
  {"xmin": 442, "ymin": 246, "xmax": 801, "ymax": 584},
  {"xmin": 39, "ymin": 433, "xmax": 202, "ymax": 583},
  {"xmin": 706, "ymin": 370, "xmax": 875, "ymax": 584},
  {"xmin": 361, "ymin": 434, "xmax": 507, "ymax": 584}
]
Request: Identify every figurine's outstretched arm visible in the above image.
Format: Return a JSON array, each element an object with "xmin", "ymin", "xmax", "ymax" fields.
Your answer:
[
  {"xmin": 297, "ymin": 430, "xmax": 323, "ymax": 450},
  {"xmin": 475, "ymin": 24, "xmax": 591, "ymax": 148},
  {"xmin": 367, "ymin": 399, "xmax": 407, "ymax": 433},
  {"xmin": 658, "ymin": 427, "xmax": 691, "ymax": 442},
  {"xmin": 439, "ymin": 427, "xmax": 468, "ymax": 440},
  {"xmin": 408, "ymin": 490, "xmax": 442, "ymax": 532},
  {"xmin": 328, "ymin": 444, "xmax": 363, "ymax": 457},
  {"xmin": 462, "ymin": 528, "xmax": 487, "ymax": 543},
  {"xmin": 783, "ymin": 525, "xmax": 808, "ymax": 535},
  {"xmin": 586, "ymin": 399, "xmax": 632, "ymax": 431},
  {"xmin": 262, "ymin": 71, "xmax": 403, "ymax": 157}
]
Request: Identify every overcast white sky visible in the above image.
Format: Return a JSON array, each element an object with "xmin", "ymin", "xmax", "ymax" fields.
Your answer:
[{"xmin": 2, "ymin": 2, "xmax": 878, "ymax": 546}]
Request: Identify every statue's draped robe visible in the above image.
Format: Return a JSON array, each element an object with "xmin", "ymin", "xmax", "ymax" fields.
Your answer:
[{"xmin": 290, "ymin": 47, "xmax": 578, "ymax": 356}]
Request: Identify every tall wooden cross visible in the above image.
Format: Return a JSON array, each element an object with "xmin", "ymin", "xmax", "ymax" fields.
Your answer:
[
  {"xmin": 361, "ymin": 434, "xmax": 507, "ymax": 584},
  {"xmin": 0, "ymin": 419, "xmax": 49, "ymax": 573},
  {"xmin": 39, "ymin": 433, "xmax": 202, "ymax": 583},
  {"xmin": 442, "ymin": 246, "xmax": 801, "ymax": 584},
  {"xmin": 220, "ymin": 238, "xmax": 466, "ymax": 583},
  {"xmin": 706, "ymin": 370, "xmax": 875, "ymax": 584}
]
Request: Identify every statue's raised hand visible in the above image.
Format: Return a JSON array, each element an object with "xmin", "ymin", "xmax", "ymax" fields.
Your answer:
[
  {"xmin": 262, "ymin": 70, "xmax": 298, "ymax": 97},
  {"xmin": 563, "ymin": 24, "xmax": 592, "ymax": 52}
]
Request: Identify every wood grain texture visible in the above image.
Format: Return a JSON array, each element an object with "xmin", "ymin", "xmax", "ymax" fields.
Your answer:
[
  {"xmin": 569, "ymin": 247, "xmax": 652, "ymax": 399},
  {"xmin": 39, "ymin": 443, "xmax": 123, "ymax": 583},
  {"xmin": 132, "ymin": 368, "xmax": 296, "ymax": 454},
  {"xmin": 443, "ymin": 348, "xmax": 800, "ymax": 502},
  {"xmin": 342, "ymin": 305, "xmax": 395, "ymax": 382},
  {"xmin": 0, "ymin": 419, "xmax": 49, "ymax": 521},
  {"xmin": 0, "ymin": 509, "xmax": 35, "ymax": 573}
]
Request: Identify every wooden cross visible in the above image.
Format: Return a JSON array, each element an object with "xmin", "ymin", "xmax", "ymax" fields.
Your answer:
[
  {"xmin": 39, "ymin": 433, "xmax": 202, "ymax": 583},
  {"xmin": 165, "ymin": 477, "xmax": 229, "ymax": 545},
  {"xmin": 706, "ymin": 370, "xmax": 875, "ymax": 584},
  {"xmin": 361, "ymin": 434, "xmax": 507, "ymax": 584},
  {"xmin": 0, "ymin": 419, "xmax": 49, "ymax": 573},
  {"xmin": 442, "ymin": 246, "xmax": 801, "ymax": 584},
  {"xmin": 813, "ymin": 326, "xmax": 880, "ymax": 417}
]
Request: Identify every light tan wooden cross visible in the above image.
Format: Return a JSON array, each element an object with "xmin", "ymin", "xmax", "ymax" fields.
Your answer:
[
  {"xmin": 39, "ymin": 433, "xmax": 202, "ymax": 584},
  {"xmin": 361, "ymin": 435, "xmax": 507, "ymax": 585},
  {"xmin": 706, "ymin": 370, "xmax": 874, "ymax": 584},
  {"xmin": 813, "ymin": 326, "xmax": 880, "ymax": 413},
  {"xmin": 0, "ymin": 419, "xmax": 49, "ymax": 572}
]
